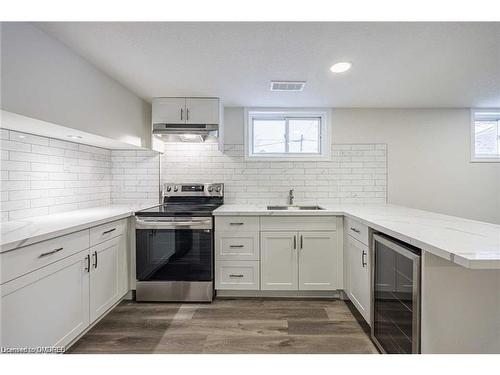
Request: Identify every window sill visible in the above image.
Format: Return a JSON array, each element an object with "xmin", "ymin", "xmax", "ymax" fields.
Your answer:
[
  {"xmin": 470, "ymin": 156, "xmax": 500, "ymax": 163},
  {"xmin": 245, "ymin": 154, "xmax": 331, "ymax": 162}
]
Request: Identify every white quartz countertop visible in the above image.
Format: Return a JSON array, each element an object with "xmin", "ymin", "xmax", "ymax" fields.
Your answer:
[
  {"xmin": 213, "ymin": 204, "xmax": 500, "ymax": 269},
  {"xmin": 0, "ymin": 204, "xmax": 154, "ymax": 253}
]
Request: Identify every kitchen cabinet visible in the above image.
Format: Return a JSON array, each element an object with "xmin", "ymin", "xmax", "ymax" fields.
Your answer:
[
  {"xmin": 1, "ymin": 218, "xmax": 129, "ymax": 349},
  {"xmin": 152, "ymin": 97, "xmax": 220, "ymax": 124},
  {"xmin": 215, "ymin": 216, "xmax": 261, "ymax": 290},
  {"xmin": 261, "ymin": 231, "xmax": 298, "ymax": 290},
  {"xmin": 1, "ymin": 250, "xmax": 90, "ymax": 348},
  {"xmin": 185, "ymin": 98, "xmax": 219, "ymax": 124},
  {"xmin": 346, "ymin": 235, "xmax": 371, "ymax": 322},
  {"xmin": 344, "ymin": 218, "xmax": 371, "ymax": 323},
  {"xmin": 89, "ymin": 235, "xmax": 125, "ymax": 323},
  {"xmin": 298, "ymin": 231, "xmax": 339, "ymax": 290}
]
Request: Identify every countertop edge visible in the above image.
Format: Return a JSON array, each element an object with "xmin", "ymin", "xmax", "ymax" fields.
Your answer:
[{"xmin": 0, "ymin": 211, "xmax": 134, "ymax": 253}]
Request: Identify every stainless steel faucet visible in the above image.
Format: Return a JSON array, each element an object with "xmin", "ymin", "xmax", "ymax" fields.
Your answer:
[{"xmin": 288, "ymin": 189, "xmax": 294, "ymax": 205}]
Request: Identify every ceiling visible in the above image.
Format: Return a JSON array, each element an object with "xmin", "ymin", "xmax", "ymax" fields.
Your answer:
[{"xmin": 36, "ymin": 22, "xmax": 500, "ymax": 108}]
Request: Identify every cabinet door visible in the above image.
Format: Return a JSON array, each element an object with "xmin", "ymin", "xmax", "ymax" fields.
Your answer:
[
  {"xmin": 347, "ymin": 236, "xmax": 371, "ymax": 323},
  {"xmin": 1, "ymin": 250, "xmax": 90, "ymax": 348},
  {"xmin": 185, "ymin": 98, "xmax": 219, "ymax": 124},
  {"xmin": 152, "ymin": 97, "xmax": 186, "ymax": 124},
  {"xmin": 261, "ymin": 232, "xmax": 298, "ymax": 290},
  {"xmin": 117, "ymin": 234, "xmax": 129, "ymax": 297},
  {"xmin": 298, "ymin": 231, "xmax": 338, "ymax": 291},
  {"xmin": 89, "ymin": 236, "xmax": 122, "ymax": 323}
]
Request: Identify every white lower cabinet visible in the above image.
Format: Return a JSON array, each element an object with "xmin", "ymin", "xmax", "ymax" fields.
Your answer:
[
  {"xmin": 261, "ymin": 230, "xmax": 340, "ymax": 291},
  {"xmin": 261, "ymin": 232, "xmax": 298, "ymax": 290},
  {"xmin": 299, "ymin": 231, "xmax": 339, "ymax": 290},
  {"xmin": 216, "ymin": 260, "xmax": 260, "ymax": 290},
  {"xmin": 89, "ymin": 235, "xmax": 125, "ymax": 323},
  {"xmin": 346, "ymin": 234, "xmax": 371, "ymax": 323},
  {"xmin": 1, "ymin": 250, "xmax": 90, "ymax": 348},
  {"xmin": 1, "ymin": 219, "xmax": 129, "ymax": 349}
]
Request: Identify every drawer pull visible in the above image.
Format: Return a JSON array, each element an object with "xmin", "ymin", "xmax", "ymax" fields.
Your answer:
[
  {"xmin": 350, "ymin": 227, "xmax": 361, "ymax": 234},
  {"xmin": 229, "ymin": 274, "xmax": 244, "ymax": 278},
  {"xmin": 362, "ymin": 250, "xmax": 367, "ymax": 267},
  {"xmin": 229, "ymin": 222, "xmax": 244, "ymax": 226},
  {"xmin": 229, "ymin": 245, "xmax": 244, "ymax": 248},
  {"xmin": 102, "ymin": 228, "xmax": 116, "ymax": 235},
  {"xmin": 39, "ymin": 247, "xmax": 63, "ymax": 258}
]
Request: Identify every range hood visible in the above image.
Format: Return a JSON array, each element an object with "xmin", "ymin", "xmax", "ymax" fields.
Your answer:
[{"xmin": 152, "ymin": 123, "xmax": 219, "ymax": 143}]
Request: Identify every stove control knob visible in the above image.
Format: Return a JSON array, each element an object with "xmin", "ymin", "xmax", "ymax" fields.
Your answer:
[
  {"xmin": 174, "ymin": 186, "xmax": 179, "ymax": 192},
  {"xmin": 215, "ymin": 186, "xmax": 221, "ymax": 193},
  {"xmin": 208, "ymin": 186, "xmax": 214, "ymax": 192},
  {"xmin": 166, "ymin": 186, "xmax": 172, "ymax": 192}
]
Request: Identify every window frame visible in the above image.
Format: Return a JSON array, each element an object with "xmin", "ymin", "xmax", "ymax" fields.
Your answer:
[
  {"xmin": 244, "ymin": 108, "xmax": 331, "ymax": 161},
  {"xmin": 470, "ymin": 108, "xmax": 500, "ymax": 163}
]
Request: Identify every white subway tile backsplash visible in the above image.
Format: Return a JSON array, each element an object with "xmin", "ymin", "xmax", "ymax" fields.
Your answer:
[
  {"xmin": 160, "ymin": 143, "xmax": 387, "ymax": 205},
  {"xmin": 1, "ymin": 129, "xmax": 112, "ymax": 220}
]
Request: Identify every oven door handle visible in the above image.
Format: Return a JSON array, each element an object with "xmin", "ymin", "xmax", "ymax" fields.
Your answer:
[{"xmin": 135, "ymin": 218, "xmax": 212, "ymax": 230}]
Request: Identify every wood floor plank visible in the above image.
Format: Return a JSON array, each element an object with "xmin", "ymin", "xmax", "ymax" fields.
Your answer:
[
  {"xmin": 192, "ymin": 307, "xmax": 329, "ymax": 321},
  {"xmin": 287, "ymin": 320, "xmax": 365, "ymax": 336},
  {"xmin": 164, "ymin": 319, "xmax": 288, "ymax": 336},
  {"xmin": 202, "ymin": 334, "xmax": 378, "ymax": 354}
]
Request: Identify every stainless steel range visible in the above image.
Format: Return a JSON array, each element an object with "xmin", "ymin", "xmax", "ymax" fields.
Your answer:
[{"xmin": 134, "ymin": 183, "xmax": 224, "ymax": 302}]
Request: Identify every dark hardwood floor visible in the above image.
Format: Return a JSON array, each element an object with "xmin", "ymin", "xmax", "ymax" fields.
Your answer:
[{"xmin": 68, "ymin": 298, "xmax": 378, "ymax": 354}]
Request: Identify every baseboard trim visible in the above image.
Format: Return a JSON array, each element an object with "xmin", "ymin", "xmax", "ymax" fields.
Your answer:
[{"xmin": 216, "ymin": 289, "xmax": 341, "ymax": 298}]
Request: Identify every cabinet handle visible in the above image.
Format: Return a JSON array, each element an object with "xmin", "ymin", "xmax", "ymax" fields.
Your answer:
[
  {"xmin": 180, "ymin": 108, "xmax": 183, "ymax": 121},
  {"xmin": 300, "ymin": 235, "xmax": 303, "ymax": 249},
  {"xmin": 93, "ymin": 250, "xmax": 98, "ymax": 269},
  {"xmin": 362, "ymin": 250, "xmax": 367, "ymax": 267},
  {"xmin": 293, "ymin": 235, "xmax": 297, "ymax": 250},
  {"xmin": 39, "ymin": 247, "xmax": 63, "ymax": 258},
  {"xmin": 85, "ymin": 254, "xmax": 90, "ymax": 272},
  {"xmin": 350, "ymin": 227, "xmax": 361, "ymax": 234},
  {"xmin": 229, "ymin": 274, "xmax": 244, "ymax": 278},
  {"xmin": 229, "ymin": 245, "xmax": 244, "ymax": 248},
  {"xmin": 186, "ymin": 108, "xmax": 189, "ymax": 121},
  {"xmin": 229, "ymin": 222, "xmax": 244, "ymax": 226},
  {"xmin": 102, "ymin": 228, "xmax": 116, "ymax": 235}
]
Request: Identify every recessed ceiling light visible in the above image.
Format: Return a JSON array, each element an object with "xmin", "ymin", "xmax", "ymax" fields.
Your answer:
[
  {"xmin": 330, "ymin": 62, "xmax": 352, "ymax": 73},
  {"xmin": 67, "ymin": 135, "xmax": 82, "ymax": 139}
]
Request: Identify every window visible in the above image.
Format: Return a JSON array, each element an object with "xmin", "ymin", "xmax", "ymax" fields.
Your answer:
[
  {"xmin": 471, "ymin": 109, "xmax": 500, "ymax": 162},
  {"xmin": 245, "ymin": 109, "xmax": 330, "ymax": 160}
]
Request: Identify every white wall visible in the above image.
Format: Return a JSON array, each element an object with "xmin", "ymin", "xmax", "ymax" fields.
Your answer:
[
  {"xmin": 224, "ymin": 107, "xmax": 500, "ymax": 224},
  {"xmin": 0, "ymin": 22, "xmax": 151, "ymax": 149}
]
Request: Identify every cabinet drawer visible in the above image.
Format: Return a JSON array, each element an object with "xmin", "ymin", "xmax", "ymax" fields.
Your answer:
[
  {"xmin": 1, "ymin": 230, "xmax": 90, "ymax": 284},
  {"xmin": 215, "ymin": 216, "xmax": 259, "ymax": 232},
  {"xmin": 260, "ymin": 216, "xmax": 337, "ymax": 232},
  {"xmin": 90, "ymin": 219, "xmax": 127, "ymax": 247},
  {"xmin": 216, "ymin": 261, "xmax": 260, "ymax": 290},
  {"xmin": 345, "ymin": 217, "xmax": 369, "ymax": 246},
  {"xmin": 215, "ymin": 232, "xmax": 259, "ymax": 261}
]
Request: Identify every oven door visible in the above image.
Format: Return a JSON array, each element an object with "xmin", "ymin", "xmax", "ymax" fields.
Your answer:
[{"xmin": 135, "ymin": 217, "xmax": 213, "ymax": 282}]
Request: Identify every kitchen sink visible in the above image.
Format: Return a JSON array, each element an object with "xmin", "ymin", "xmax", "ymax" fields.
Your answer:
[{"xmin": 266, "ymin": 205, "xmax": 325, "ymax": 211}]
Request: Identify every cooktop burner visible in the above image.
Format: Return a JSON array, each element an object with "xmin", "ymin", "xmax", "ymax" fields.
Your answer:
[
  {"xmin": 135, "ymin": 203, "xmax": 222, "ymax": 217},
  {"xmin": 134, "ymin": 183, "xmax": 224, "ymax": 217}
]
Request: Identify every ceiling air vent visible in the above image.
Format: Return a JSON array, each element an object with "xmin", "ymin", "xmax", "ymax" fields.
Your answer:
[{"xmin": 270, "ymin": 81, "xmax": 306, "ymax": 92}]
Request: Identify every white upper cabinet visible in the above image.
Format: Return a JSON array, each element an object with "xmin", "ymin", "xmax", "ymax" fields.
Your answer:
[
  {"xmin": 185, "ymin": 98, "xmax": 220, "ymax": 124},
  {"xmin": 152, "ymin": 97, "xmax": 220, "ymax": 124},
  {"xmin": 152, "ymin": 98, "xmax": 186, "ymax": 124},
  {"xmin": 298, "ymin": 231, "xmax": 339, "ymax": 291}
]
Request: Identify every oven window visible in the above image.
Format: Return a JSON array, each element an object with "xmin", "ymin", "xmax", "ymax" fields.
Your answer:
[
  {"xmin": 373, "ymin": 240, "xmax": 416, "ymax": 354},
  {"xmin": 136, "ymin": 228, "xmax": 213, "ymax": 281}
]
